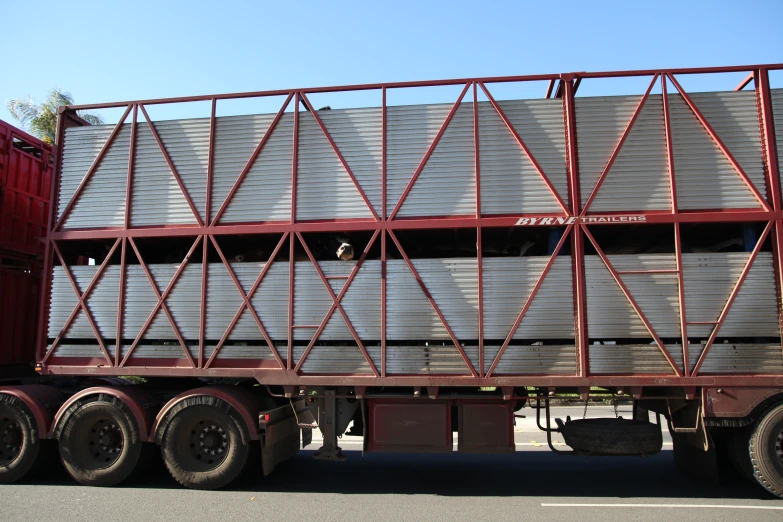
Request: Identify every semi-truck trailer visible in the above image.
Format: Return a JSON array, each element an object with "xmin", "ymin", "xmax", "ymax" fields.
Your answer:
[{"xmin": 2, "ymin": 63, "xmax": 783, "ymax": 496}]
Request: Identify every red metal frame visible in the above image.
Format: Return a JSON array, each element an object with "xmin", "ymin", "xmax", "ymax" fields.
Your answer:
[{"xmin": 37, "ymin": 63, "xmax": 783, "ymax": 388}]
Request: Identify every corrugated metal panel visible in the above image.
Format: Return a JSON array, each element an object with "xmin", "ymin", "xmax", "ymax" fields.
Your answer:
[
  {"xmin": 478, "ymin": 99, "xmax": 567, "ymax": 214},
  {"xmin": 211, "ymin": 114, "xmax": 293, "ymax": 223},
  {"xmin": 297, "ymin": 345, "xmax": 376, "ymax": 374},
  {"xmin": 59, "ymin": 124, "xmax": 130, "ymax": 228},
  {"xmin": 484, "ymin": 344, "xmax": 576, "ymax": 375},
  {"xmin": 589, "ymin": 343, "xmax": 683, "ymax": 374},
  {"xmin": 297, "ymin": 108, "xmax": 380, "ymax": 220},
  {"xmin": 384, "ymin": 345, "xmax": 473, "ymax": 375},
  {"xmin": 683, "ymin": 252, "xmax": 779, "ymax": 337},
  {"xmin": 131, "ymin": 122, "xmax": 197, "ymax": 226},
  {"xmin": 576, "ymin": 94, "xmax": 671, "ymax": 212},
  {"xmin": 689, "ymin": 343, "xmax": 783, "ymax": 374},
  {"xmin": 293, "ymin": 260, "xmax": 381, "ymax": 341},
  {"xmin": 482, "ymin": 257, "xmax": 574, "ymax": 340},
  {"xmin": 206, "ymin": 261, "xmax": 290, "ymax": 342},
  {"xmin": 670, "ymin": 91, "xmax": 765, "ymax": 209},
  {"xmin": 124, "ymin": 344, "xmax": 197, "ymax": 360},
  {"xmin": 120, "ymin": 264, "xmax": 201, "ymax": 342},
  {"xmin": 387, "ymin": 258, "xmax": 477, "ymax": 340},
  {"xmin": 771, "ymin": 90, "xmax": 783, "ymax": 193},
  {"xmin": 586, "ymin": 254, "xmax": 681, "ymax": 338},
  {"xmin": 49, "ymin": 266, "xmax": 119, "ymax": 339},
  {"xmin": 387, "ymin": 103, "xmax": 475, "ymax": 217},
  {"xmin": 213, "ymin": 343, "xmax": 281, "ymax": 361},
  {"xmin": 50, "ymin": 344, "xmax": 115, "ymax": 358}
]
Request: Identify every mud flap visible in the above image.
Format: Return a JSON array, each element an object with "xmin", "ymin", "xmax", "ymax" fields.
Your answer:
[{"xmin": 259, "ymin": 403, "xmax": 303, "ymax": 476}]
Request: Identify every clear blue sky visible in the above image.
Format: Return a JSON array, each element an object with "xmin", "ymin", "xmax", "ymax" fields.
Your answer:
[{"xmin": 2, "ymin": 0, "xmax": 782, "ymax": 125}]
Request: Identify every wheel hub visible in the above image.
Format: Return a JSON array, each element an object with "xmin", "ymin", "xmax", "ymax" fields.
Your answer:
[
  {"xmin": 87, "ymin": 418, "xmax": 123, "ymax": 465},
  {"xmin": 775, "ymin": 428, "xmax": 783, "ymax": 464},
  {"xmin": 190, "ymin": 422, "xmax": 228, "ymax": 464},
  {"xmin": 0, "ymin": 417, "xmax": 22, "ymax": 464}
]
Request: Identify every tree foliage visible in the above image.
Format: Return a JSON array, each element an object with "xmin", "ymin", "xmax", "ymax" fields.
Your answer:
[{"xmin": 6, "ymin": 88, "xmax": 103, "ymax": 144}]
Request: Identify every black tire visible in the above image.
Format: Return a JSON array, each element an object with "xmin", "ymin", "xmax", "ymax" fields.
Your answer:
[
  {"xmin": 160, "ymin": 397, "xmax": 253, "ymax": 490},
  {"xmin": 0, "ymin": 394, "xmax": 53, "ymax": 484},
  {"xmin": 560, "ymin": 418, "xmax": 662, "ymax": 454},
  {"xmin": 726, "ymin": 427, "xmax": 755, "ymax": 483},
  {"xmin": 749, "ymin": 402, "xmax": 783, "ymax": 498},
  {"xmin": 58, "ymin": 397, "xmax": 146, "ymax": 487}
]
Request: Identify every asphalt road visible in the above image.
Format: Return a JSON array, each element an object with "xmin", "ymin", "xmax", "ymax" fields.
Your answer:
[{"xmin": 1, "ymin": 406, "xmax": 782, "ymax": 522}]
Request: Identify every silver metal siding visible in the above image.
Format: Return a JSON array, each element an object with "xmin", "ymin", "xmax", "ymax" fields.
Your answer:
[
  {"xmin": 482, "ymin": 257, "xmax": 574, "ymax": 340},
  {"xmin": 211, "ymin": 114, "xmax": 293, "ymax": 223},
  {"xmin": 49, "ymin": 266, "xmax": 119, "ymax": 339},
  {"xmin": 387, "ymin": 103, "xmax": 476, "ymax": 217},
  {"xmin": 771, "ymin": 90, "xmax": 783, "ymax": 193},
  {"xmin": 589, "ymin": 343, "xmax": 684, "ymax": 375},
  {"xmin": 576, "ymin": 95, "xmax": 671, "ymax": 211},
  {"xmin": 478, "ymin": 99, "xmax": 568, "ymax": 214},
  {"xmin": 670, "ymin": 91, "xmax": 765, "ymax": 209},
  {"xmin": 682, "ymin": 252, "xmax": 779, "ymax": 338},
  {"xmin": 205, "ymin": 262, "xmax": 290, "ymax": 342},
  {"xmin": 297, "ymin": 108, "xmax": 380, "ymax": 220},
  {"xmin": 59, "ymin": 125, "xmax": 130, "ymax": 228},
  {"xmin": 689, "ymin": 343, "xmax": 783, "ymax": 373},
  {"xmin": 586, "ymin": 254, "xmax": 681, "ymax": 338},
  {"xmin": 484, "ymin": 344, "xmax": 577, "ymax": 375},
  {"xmin": 131, "ymin": 122, "xmax": 197, "ymax": 226}
]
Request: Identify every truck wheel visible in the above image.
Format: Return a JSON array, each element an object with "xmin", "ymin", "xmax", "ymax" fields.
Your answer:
[
  {"xmin": 727, "ymin": 427, "xmax": 755, "ymax": 482},
  {"xmin": 160, "ymin": 397, "xmax": 252, "ymax": 490},
  {"xmin": 58, "ymin": 398, "xmax": 146, "ymax": 486},
  {"xmin": 749, "ymin": 403, "xmax": 783, "ymax": 497},
  {"xmin": 0, "ymin": 395, "xmax": 53, "ymax": 484}
]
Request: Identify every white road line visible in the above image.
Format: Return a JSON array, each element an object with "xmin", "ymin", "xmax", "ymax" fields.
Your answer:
[{"xmin": 540, "ymin": 504, "xmax": 783, "ymax": 510}]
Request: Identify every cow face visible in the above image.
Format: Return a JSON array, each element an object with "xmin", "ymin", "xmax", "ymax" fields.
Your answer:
[{"xmin": 336, "ymin": 243, "xmax": 354, "ymax": 261}]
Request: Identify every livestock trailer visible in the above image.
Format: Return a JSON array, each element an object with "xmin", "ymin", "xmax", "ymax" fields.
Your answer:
[{"xmin": 2, "ymin": 64, "xmax": 783, "ymax": 495}]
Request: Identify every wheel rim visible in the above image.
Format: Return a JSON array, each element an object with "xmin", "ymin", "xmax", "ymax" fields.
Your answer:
[
  {"xmin": 0, "ymin": 416, "xmax": 23, "ymax": 465},
  {"xmin": 179, "ymin": 418, "xmax": 230, "ymax": 472},
  {"xmin": 84, "ymin": 417, "xmax": 123, "ymax": 467},
  {"xmin": 775, "ymin": 427, "xmax": 783, "ymax": 465}
]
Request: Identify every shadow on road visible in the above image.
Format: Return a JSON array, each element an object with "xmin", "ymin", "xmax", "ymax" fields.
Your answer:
[{"xmin": 24, "ymin": 448, "xmax": 772, "ymax": 500}]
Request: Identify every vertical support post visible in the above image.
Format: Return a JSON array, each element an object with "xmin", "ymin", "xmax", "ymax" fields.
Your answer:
[
  {"xmin": 288, "ymin": 234, "xmax": 295, "ymax": 370},
  {"xmin": 756, "ymin": 68, "xmax": 783, "ymax": 341},
  {"xmin": 115, "ymin": 238, "xmax": 126, "ymax": 367},
  {"xmin": 563, "ymin": 77, "xmax": 588, "ymax": 376},
  {"xmin": 292, "ymin": 92, "xmax": 299, "ymax": 225},
  {"xmin": 313, "ymin": 391, "xmax": 346, "ymax": 461},
  {"xmin": 381, "ymin": 230, "xmax": 387, "ymax": 378},
  {"xmin": 662, "ymin": 74, "xmax": 689, "ymax": 376},
  {"xmin": 37, "ymin": 109, "xmax": 75, "ymax": 362},
  {"xmin": 199, "ymin": 234, "xmax": 208, "ymax": 368},
  {"xmin": 381, "ymin": 86, "xmax": 388, "ymax": 377},
  {"xmin": 473, "ymin": 82, "xmax": 484, "ymax": 376},
  {"xmin": 206, "ymin": 98, "xmax": 216, "ymax": 225},
  {"xmin": 124, "ymin": 105, "xmax": 138, "ymax": 230}
]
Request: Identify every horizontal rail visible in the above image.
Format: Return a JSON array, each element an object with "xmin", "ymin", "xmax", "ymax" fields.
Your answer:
[
  {"xmin": 615, "ymin": 269, "xmax": 679, "ymax": 275},
  {"xmin": 65, "ymin": 63, "xmax": 783, "ymax": 111}
]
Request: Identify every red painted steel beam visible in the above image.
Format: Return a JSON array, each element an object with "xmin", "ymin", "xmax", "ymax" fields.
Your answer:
[
  {"xmin": 199, "ymin": 234, "xmax": 208, "ymax": 368},
  {"xmin": 691, "ymin": 221, "xmax": 773, "ymax": 376},
  {"xmin": 115, "ymin": 238, "xmax": 127, "ymax": 367},
  {"xmin": 582, "ymin": 74, "xmax": 659, "ymax": 214},
  {"xmin": 120, "ymin": 237, "xmax": 200, "ymax": 367},
  {"xmin": 65, "ymin": 64, "xmax": 783, "ymax": 111},
  {"xmin": 206, "ymin": 99, "xmax": 216, "ymax": 225},
  {"xmin": 388, "ymin": 230, "xmax": 479, "ymax": 377},
  {"xmin": 38, "ymin": 364, "xmax": 783, "ymax": 388},
  {"xmin": 478, "ymin": 82, "xmax": 570, "ymax": 214},
  {"xmin": 43, "ymin": 239, "xmax": 121, "ymax": 366},
  {"xmin": 545, "ymin": 79, "xmax": 556, "ymax": 99},
  {"xmin": 474, "ymin": 82, "xmax": 485, "ymax": 376},
  {"xmin": 211, "ymin": 93, "xmax": 294, "ymax": 226},
  {"xmin": 583, "ymin": 226, "xmax": 684, "ymax": 376},
  {"xmin": 299, "ymin": 92, "xmax": 380, "ymax": 221},
  {"xmin": 204, "ymin": 234, "xmax": 288, "ymax": 369},
  {"xmin": 667, "ymin": 73, "xmax": 771, "ymax": 212},
  {"xmin": 294, "ymin": 231, "xmax": 380, "ymax": 374},
  {"xmin": 734, "ymin": 72, "xmax": 755, "ymax": 91},
  {"xmin": 54, "ymin": 105, "xmax": 133, "ymax": 230},
  {"xmin": 486, "ymin": 224, "xmax": 574, "ymax": 377},
  {"xmin": 388, "ymin": 82, "xmax": 472, "ymax": 220}
]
